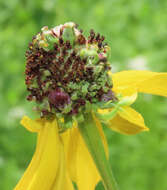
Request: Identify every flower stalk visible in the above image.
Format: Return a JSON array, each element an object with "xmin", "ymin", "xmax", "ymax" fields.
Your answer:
[{"xmin": 79, "ymin": 112, "xmax": 119, "ymax": 190}]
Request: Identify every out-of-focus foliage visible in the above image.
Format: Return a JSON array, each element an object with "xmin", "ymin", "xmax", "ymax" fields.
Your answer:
[{"xmin": 0, "ymin": 0, "xmax": 167, "ymax": 189}]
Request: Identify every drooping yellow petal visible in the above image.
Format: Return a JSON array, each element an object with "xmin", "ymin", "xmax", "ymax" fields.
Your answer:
[
  {"xmin": 112, "ymin": 70, "xmax": 167, "ymax": 97},
  {"xmin": 15, "ymin": 117, "xmax": 47, "ymax": 189},
  {"xmin": 63, "ymin": 173, "xmax": 75, "ymax": 190},
  {"xmin": 107, "ymin": 106, "xmax": 149, "ymax": 135},
  {"xmin": 51, "ymin": 142, "xmax": 74, "ymax": 190},
  {"xmin": 15, "ymin": 117, "xmax": 69, "ymax": 190},
  {"xmin": 61, "ymin": 117, "xmax": 108, "ymax": 190},
  {"xmin": 60, "ymin": 127, "xmax": 78, "ymax": 183},
  {"xmin": 20, "ymin": 116, "xmax": 45, "ymax": 132},
  {"xmin": 61, "ymin": 127, "xmax": 100, "ymax": 190},
  {"xmin": 14, "ymin": 128, "xmax": 44, "ymax": 189},
  {"xmin": 28, "ymin": 121, "xmax": 60, "ymax": 190}
]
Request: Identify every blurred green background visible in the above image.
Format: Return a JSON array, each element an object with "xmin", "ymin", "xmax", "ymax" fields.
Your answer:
[{"xmin": 0, "ymin": 0, "xmax": 167, "ymax": 189}]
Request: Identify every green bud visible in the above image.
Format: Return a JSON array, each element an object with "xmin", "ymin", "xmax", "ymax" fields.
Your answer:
[
  {"xmin": 89, "ymin": 84, "xmax": 98, "ymax": 91},
  {"xmin": 118, "ymin": 93, "xmax": 137, "ymax": 106},
  {"xmin": 94, "ymin": 65, "xmax": 103, "ymax": 76},
  {"xmin": 63, "ymin": 104, "xmax": 72, "ymax": 114},
  {"xmin": 96, "ymin": 107, "xmax": 119, "ymax": 124},
  {"xmin": 45, "ymin": 34, "xmax": 58, "ymax": 46},
  {"xmin": 71, "ymin": 92, "xmax": 78, "ymax": 100},
  {"xmin": 62, "ymin": 27, "xmax": 75, "ymax": 45},
  {"xmin": 79, "ymin": 48, "xmax": 98, "ymax": 59},
  {"xmin": 81, "ymin": 83, "xmax": 89, "ymax": 96}
]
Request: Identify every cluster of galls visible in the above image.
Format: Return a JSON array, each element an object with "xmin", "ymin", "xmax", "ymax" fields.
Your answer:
[{"xmin": 25, "ymin": 22, "xmax": 116, "ymax": 118}]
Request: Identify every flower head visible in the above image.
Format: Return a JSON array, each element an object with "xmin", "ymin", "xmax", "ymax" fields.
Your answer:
[{"xmin": 25, "ymin": 22, "xmax": 115, "ymax": 119}]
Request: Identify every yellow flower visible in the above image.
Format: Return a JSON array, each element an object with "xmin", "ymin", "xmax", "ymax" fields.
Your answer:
[
  {"xmin": 109, "ymin": 70, "xmax": 167, "ymax": 134},
  {"xmin": 15, "ymin": 70, "xmax": 167, "ymax": 190}
]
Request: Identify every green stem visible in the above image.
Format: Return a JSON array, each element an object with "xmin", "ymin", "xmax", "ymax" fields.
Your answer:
[{"xmin": 78, "ymin": 112, "xmax": 119, "ymax": 190}]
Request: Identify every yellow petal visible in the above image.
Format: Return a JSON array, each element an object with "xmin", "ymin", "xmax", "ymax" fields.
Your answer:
[
  {"xmin": 14, "ymin": 127, "xmax": 45, "ymax": 189},
  {"xmin": 20, "ymin": 116, "xmax": 45, "ymax": 132},
  {"xmin": 61, "ymin": 127, "xmax": 78, "ymax": 183},
  {"xmin": 66, "ymin": 127, "xmax": 100, "ymax": 190},
  {"xmin": 75, "ymin": 129, "xmax": 99, "ymax": 190},
  {"xmin": 108, "ymin": 106, "xmax": 149, "ymax": 135},
  {"xmin": 112, "ymin": 70, "xmax": 167, "ymax": 97},
  {"xmin": 51, "ymin": 142, "xmax": 74, "ymax": 190},
  {"xmin": 63, "ymin": 173, "xmax": 75, "ymax": 190},
  {"xmin": 61, "ymin": 119, "xmax": 108, "ymax": 190},
  {"xmin": 15, "ymin": 117, "xmax": 67, "ymax": 190}
]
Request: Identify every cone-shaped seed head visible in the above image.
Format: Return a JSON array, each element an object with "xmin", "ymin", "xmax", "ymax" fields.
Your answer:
[{"xmin": 25, "ymin": 22, "xmax": 115, "ymax": 117}]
